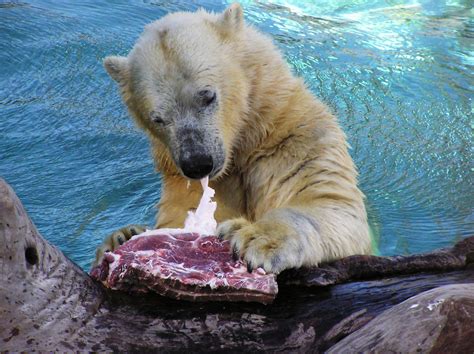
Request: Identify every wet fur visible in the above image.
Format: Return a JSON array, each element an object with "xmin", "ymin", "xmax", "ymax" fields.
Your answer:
[{"xmin": 102, "ymin": 3, "xmax": 371, "ymax": 273}]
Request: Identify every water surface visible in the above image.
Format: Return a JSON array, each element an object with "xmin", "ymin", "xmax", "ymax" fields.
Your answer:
[{"xmin": 1, "ymin": 0, "xmax": 472, "ymax": 269}]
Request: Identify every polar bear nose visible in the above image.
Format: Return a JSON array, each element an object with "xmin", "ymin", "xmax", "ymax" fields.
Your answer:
[{"xmin": 179, "ymin": 153, "xmax": 214, "ymax": 179}]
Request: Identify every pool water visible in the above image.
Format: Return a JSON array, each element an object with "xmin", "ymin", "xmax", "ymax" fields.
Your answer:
[{"xmin": 1, "ymin": 0, "xmax": 472, "ymax": 270}]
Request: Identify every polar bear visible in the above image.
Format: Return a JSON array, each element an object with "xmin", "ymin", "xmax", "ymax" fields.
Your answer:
[{"xmin": 95, "ymin": 3, "xmax": 371, "ymax": 273}]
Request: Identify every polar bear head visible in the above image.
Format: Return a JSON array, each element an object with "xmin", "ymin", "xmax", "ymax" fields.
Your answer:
[{"xmin": 104, "ymin": 4, "xmax": 250, "ymax": 180}]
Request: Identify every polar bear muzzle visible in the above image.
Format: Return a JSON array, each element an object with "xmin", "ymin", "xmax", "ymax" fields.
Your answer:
[
  {"xmin": 175, "ymin": 127, "xmax": 224, "ymax": 180},
  {"xmin": 179, "ymin": 149, "xmax": 214, "ymax": 180}
]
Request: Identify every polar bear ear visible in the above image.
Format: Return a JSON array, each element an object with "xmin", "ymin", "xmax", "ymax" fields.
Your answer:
[
  {"xmin": 218, "ymin": 3, "xmax": 244, "ymax": 33},
  {"xmin": 103, "ymin": 56, "xmax": 129, "ymax": 85}
]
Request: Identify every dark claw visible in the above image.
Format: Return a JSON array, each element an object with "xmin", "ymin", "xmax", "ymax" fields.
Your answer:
[
  {"xmin": 218, "ymin": 232, "xmax": 225, "ymax": 241},
  {"xmin": 247, "ymin": 262, "xmax": 253, "ymax": 273},
  {"xmin": 117, "ymin": 236, "xmax": 125, "ymax": 245},
  {"xmin": 232, "ymin": 245, "xmax": 239, "ymax": 261},
  {"xmin": 130, "ymin": 228, "xmax": 138, "ymax": 236}
]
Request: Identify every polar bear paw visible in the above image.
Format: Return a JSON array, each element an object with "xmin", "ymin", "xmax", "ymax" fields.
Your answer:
[
  {"xmin": 92, "ymin": 224, "xmax": 147, "ymax": 267},
  {"xmin": 217, "ymin": 217, "xmax": 304, "ymax": 274}
]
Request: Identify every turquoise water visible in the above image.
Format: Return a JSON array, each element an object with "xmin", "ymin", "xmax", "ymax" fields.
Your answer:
[{"xmin": 1, "ymin": 0, "xmax": 472, "ymax": 270}]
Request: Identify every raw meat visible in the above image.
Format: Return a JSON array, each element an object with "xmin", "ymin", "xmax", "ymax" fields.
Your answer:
[
  {"xmin": 91, "ymin": 232, "xmax": 278, "ymax": 304},
  {"xmin": 90, "ymin": 177, "xmax": 278, "ymax": 304}
]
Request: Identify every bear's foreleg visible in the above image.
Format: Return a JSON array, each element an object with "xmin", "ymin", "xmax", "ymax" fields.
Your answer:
[{"xmin": 217, "ymin": 203, "xmax": 370, "ymax": 274}]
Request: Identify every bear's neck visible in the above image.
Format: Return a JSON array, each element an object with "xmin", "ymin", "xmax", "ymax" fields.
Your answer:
[{"xmin": 233, "ymin": 27, "xmax": 317, "ymax": 165}]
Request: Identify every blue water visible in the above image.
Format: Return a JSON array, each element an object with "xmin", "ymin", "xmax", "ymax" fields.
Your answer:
[{"xmin": 1, "ymin": 0, "xmax": 472, "ymax": 270}]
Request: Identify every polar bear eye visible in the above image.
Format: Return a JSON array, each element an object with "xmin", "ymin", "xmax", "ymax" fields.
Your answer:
[
  {"xmin": 150, "ymin": 111, "xmax": 164, "ymax": 124},
  {"xmin": 198, "ymin": 89, "xmax": 217, "ymax": 106}
]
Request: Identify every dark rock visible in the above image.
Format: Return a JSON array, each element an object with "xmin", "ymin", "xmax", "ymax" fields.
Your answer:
[
  {"xmin": 279, "ymin": 239, "xmax": 473, "ymax": 287},
  {"xmin": 320, "ymin": 309, "xmax": 375, "ymax": 351}
]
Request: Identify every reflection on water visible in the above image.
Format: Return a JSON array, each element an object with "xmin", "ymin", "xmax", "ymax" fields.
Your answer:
[{"xmin": 0, "ymin": 0, "xmax": 472, "ymax": 269}]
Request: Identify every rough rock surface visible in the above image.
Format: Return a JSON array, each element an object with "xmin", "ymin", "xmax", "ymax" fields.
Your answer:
[
  {"xmin": 1, "ymin": 177, "xmax": 473, "ymax": 352},
  {"xmin": 328, "ymin": 284, "xmax": 474, "ymax": 353},
  {"xmin": 0, "ymin": 178, "xmax": 105, "ymax": 350}
]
